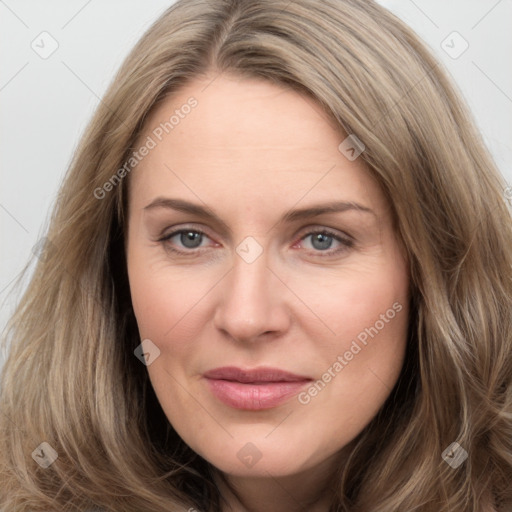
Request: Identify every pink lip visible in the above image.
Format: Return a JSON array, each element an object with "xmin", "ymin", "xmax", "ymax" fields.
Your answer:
[{"xmin": 203, "ymin": 366, "xmax": 312, "ymax": 410}]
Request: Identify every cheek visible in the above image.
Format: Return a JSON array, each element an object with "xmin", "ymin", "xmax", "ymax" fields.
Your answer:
[
  {"xmin": 127, "ymin": 249, "xmax": 221, "ymax": 365},
  {"xmin": 288, "ymin": 255, "xmax": 408, "ymax": 351},
  {"xmin": 127, "ymin": 238, "xmax": 190, "ymax": 336},
  {"xmin": 298, "ymin": 263, "xmax": 409, "ymax": 423},
  {"xmin": 129, "ymin": 272, "xmax": 177, "ymax": 342},
  {"xmin": 289, "ymin": 247, "xmax": 410, "ymax": 408}
]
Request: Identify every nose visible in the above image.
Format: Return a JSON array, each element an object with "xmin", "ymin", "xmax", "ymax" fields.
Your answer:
[{"xmin": 213, "ymin": 248, "xmax": 291, "ymax": 344}]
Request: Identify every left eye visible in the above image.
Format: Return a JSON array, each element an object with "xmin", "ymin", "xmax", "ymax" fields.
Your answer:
[
  {"xmin": 301, "ymin": 231, "xmax": 341, "ymax": 251},
  {"xmin": 159, "ymin": 228, "xmax": 353, "ymax": 256}
]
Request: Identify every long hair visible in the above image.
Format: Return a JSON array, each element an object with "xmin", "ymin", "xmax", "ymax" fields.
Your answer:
[{"xmin": 1, "ymin": 0, "xmax": 511, "ymax": 510}]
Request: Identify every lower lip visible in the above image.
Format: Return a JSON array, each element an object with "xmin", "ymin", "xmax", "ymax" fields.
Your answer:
[{"xmin": 205, "ymin": 378, "xmax": 310, "ymax": 410}]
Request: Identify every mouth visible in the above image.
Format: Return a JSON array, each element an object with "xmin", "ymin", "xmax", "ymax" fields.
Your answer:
[{"xmin": 203, "ymin": 366, "xmax": 313, "ymax": 410}]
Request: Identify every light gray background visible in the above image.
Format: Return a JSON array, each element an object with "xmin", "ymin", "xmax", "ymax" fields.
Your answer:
[{"xmin": 1, "ymin": 0, "xmax": 511, "ymax": 369}]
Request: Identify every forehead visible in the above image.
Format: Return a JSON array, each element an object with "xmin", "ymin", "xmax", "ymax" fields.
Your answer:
[{"xmin": 128, "ymin": 74, "xmax": 386, "ymax": 216}]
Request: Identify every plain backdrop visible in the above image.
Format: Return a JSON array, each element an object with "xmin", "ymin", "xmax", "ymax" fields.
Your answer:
[{"xmin": 1, "ymin": 0, "xmax": 511, "ymax": 370}]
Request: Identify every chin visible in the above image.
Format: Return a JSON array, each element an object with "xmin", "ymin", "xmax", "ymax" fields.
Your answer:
[{"xmin": 189, "ymin": 434, "xmax": 331, "ymax": 478}]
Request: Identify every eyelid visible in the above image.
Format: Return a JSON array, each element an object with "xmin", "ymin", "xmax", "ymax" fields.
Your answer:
[
  {"xmin": 158, "ymin": 223, "xmax": 352, "ymax": 241},
  {"xmin": 294, "ymin": 224, "xmax": 353, "ymax": 243},
  {"xmin": 158, "ymin": 223, "xmax": 213, "ymax": 241},
  {"xmin": 158, "ymin": 223, "xmax": 354, "ymax": 257}
]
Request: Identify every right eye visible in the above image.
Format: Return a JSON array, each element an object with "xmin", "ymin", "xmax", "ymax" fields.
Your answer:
[{"xmin": 158, "ymin": 227, "xmax": 218, "ymax": 255}]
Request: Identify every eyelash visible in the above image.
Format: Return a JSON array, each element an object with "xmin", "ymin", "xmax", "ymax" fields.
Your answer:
[{"xmin": 157, "ymin": 226, "xmax": 354, "ymax": 258}]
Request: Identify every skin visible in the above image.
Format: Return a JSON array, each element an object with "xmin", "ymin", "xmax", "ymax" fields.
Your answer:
[{"xmin": 126, "ymin": 72, "xmax": 410, "ymax": 512}]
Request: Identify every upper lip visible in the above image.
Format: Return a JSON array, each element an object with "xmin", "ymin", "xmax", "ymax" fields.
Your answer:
[{"xmin": 203, "ymin": 366, "xmax": 312, "ymax": 383}]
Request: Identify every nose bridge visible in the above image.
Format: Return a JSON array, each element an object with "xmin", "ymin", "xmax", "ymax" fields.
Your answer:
[
  {"xmin": 231, "ymin": 247, "xmax": 271, "ymax": 298},
  {"xmin": 228, "ymin": 246, "xmax": 274, "ymax": 315}
]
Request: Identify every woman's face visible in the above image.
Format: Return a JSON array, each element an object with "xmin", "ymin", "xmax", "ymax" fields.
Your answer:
[{"xmin": 126, "ymin": 73, "xmax": 410, "ymax": 479}]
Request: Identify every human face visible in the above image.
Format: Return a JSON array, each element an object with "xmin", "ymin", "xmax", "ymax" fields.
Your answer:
[{"xmin": 126, "ymin": 73, "xmax": 410, "ymax": 479}]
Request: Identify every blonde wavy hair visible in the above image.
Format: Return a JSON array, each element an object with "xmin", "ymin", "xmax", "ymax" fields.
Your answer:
[{"xmin": 1, "ymin": 0, "xmax": 511, "ymax": 510}]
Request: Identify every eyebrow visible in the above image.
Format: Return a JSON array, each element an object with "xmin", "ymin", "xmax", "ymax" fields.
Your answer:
[{"xmin": 143, "ymin": 197, "xmax": 376, "ymax": 226}]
